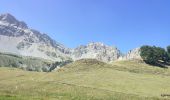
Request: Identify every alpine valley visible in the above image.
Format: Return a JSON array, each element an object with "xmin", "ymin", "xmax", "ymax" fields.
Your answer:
[{"xmin": 0, "ymin": 13, "xmax": 170, "ymax": 100}]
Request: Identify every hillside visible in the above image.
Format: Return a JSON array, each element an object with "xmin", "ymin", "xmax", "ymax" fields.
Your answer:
[
  {"xmin": 0, "ymin": 52, "xmax": 72, "ymax": 72},
  {"xmin": 0, "ymin": 59, "xmax": 170, "ymax": 100}
]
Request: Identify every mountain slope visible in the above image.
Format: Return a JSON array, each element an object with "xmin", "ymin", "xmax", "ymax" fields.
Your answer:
[
  {"xmin": 0, "ymin": 13, "xmax": 70, "ymax": 61},
  {"xmin": 0, "ymin": 52, "xmax": 72, "ymax": 72}
]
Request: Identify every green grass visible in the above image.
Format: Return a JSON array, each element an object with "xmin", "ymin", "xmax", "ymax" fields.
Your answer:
[
  {"xmin": 111, "ymin": 60, "xmax": 170, "ymax": 75},
  {"xmin": 0, "ymin": 52, "xmax": 53, "ymax": 72},
  {"xmin": 0, "ymin": 59, "xmax": 170, "ymax": 100}
]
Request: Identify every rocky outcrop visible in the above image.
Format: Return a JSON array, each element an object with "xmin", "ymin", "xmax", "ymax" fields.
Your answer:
[
  {"xmin": 71, "ymin": 42, "xmax": 122, "ymax": 62},
  {"xmin": 119, "ymin": 48, "xmax": 142, "ymax": 60}
]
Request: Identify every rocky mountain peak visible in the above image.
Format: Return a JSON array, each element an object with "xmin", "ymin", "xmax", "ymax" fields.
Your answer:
[
  {"xmin": 0, "ymin": 13, "xmax": 70, "ymax": 61},
  {"xmin": 0, "ymin": 13, "xmax": 27, "ymax": 29},
  {"xmin": 0, "ymin": 13, "xmax": 16, "ymax": 22},
  {"xmin": 71, "ymin": 42, "xmax": 122, "ymax": 62}
]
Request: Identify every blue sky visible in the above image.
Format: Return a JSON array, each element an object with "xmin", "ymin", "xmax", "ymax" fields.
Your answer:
[{"xmin": 0, "ymin": 0, "xmax": 170, "ymax": 53}]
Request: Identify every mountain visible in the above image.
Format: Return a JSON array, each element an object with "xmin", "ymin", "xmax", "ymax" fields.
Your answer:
[
  {"xmin": 0, "ymin": 13, "xmax": 123, "ymax": 62},
  {"xmin": 0, "ymin": 13, "xmax": 71, "ymax": 61},
  {"xmin": 71, "ymin": 42, "xmax": 122, "ymax": 62},
  {"xmin": 0, "ymin": 13, "xmax": 144, "ymax": 63}
]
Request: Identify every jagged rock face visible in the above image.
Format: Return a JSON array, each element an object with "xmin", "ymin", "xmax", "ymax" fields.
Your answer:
[
  {"xmin": 119, "ymin": 48, "xmax": 142, "ymax": 60},
  {"xmin": 0, "ymin": 13, "xmax": 28, "ymax": 29},
  {"xmin": 0, "ymin": 13, "xmax": 70, "ymax": 61},
  {"xmin": 71, "ymin": 42, "xmax": 122, "ymax": 62}
]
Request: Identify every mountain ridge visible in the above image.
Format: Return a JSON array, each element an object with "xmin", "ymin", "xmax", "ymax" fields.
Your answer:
[
  {"xmin": 0, "ymin": 13, "xmax": 141, "ymax": 62},
  {"xmin": 0, "ymin": 13, "xmax": 71, "ymax": 61}
]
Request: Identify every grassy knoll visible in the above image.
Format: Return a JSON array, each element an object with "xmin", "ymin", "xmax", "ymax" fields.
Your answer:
[{"xmin": 0, "ymin": 59, "xmax": 170, "ymax": 100}]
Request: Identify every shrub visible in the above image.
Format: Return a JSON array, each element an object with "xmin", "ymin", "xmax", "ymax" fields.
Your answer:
[
  {"xmin": 167, "ymin": 45, "xmax": 170, "ymax": 61},
  {"xmin": 140, "ymin": 45, "xmax": 168, "ymax": 65},
  {"xmin": 167, "ymin": 45, "xmax": 170, "ymax": 54}
]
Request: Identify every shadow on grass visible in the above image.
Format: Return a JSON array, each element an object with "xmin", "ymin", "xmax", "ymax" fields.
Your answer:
[{"xmin": 144, "ymin": 61, "xmax": 169, "ymax": 69}]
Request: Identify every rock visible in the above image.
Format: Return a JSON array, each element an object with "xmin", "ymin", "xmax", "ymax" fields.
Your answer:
[
  {"xmin": 119, "ymin": 48, "xmax": 142, "ymax": 60},
  {"xmin": 71, "ymin": 42, "xmax": 122, "ymax": 62}
]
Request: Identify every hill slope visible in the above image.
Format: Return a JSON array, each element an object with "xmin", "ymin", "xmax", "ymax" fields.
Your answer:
[
  {"xmin": 0, "ymin": 52, "xmax": 72, "ymax": 72},
  {"xmin": 0, "ymin": 60, "xmax": 170, "ymax": 100}
]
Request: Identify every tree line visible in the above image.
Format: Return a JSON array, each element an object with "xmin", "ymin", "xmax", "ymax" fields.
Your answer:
[{"xmin": 140, "ymin": 45, "xmax": 170, "ymax": 67}]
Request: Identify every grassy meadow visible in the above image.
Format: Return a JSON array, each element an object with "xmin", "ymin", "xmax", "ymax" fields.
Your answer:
[{"xmin": 0, "ymin": 59, "xmax": 170, "ymax": 100}]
